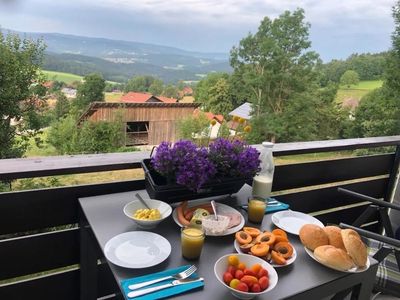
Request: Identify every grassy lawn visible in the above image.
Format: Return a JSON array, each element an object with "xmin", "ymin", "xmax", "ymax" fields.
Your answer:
[
  {"xmin": 43, "ymin": 70, "xmax": 83, "ymax": 84},
  {"xmin": 335, "ymin": 80, "xmax": 383, "ymax": 103}
]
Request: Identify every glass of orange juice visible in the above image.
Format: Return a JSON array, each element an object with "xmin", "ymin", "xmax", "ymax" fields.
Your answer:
[
  {"xmin": 247, "ymin": 197, "xmax": 267, "ymax": 223},
  {"xmin": 181, "ymin": 227, "xmax": 205, "ymax": 260}
]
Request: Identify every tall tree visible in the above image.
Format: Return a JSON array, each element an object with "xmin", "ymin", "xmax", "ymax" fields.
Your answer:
[
  {"xmin": 54, "ymin": 91, "xmax": 70, "ymax": 119},
  {"xmin": 148, "ymin": 79, "xmax": 164, "ymax": 96},
  {"xmin": 0, "ymin": 32, "xmax": 46, "ymax": 159},
  {"xmin": 340, "ymin": 70, "xmax": 360, "ymax": 88},
  {"xmin": 75, "ymin": 73, "xmax": 105, "ymax": 109},
  {"xmin": 207, "ymin": 78, "xmax": 233, "ymax": 116},
  {"xmin": 162, "ymin": 84, "xmax": 178, "ymax": 98},
  {"xmin": 230, "ymin": 9, "xmax": 327, "ymax": 142},
  {"xmin": 230, "ymin": 9, "xmax": 319, "ymax": 118},
  {"xmin": 352, "ymin": 1, "xmax": 400, "ymax": 137}
]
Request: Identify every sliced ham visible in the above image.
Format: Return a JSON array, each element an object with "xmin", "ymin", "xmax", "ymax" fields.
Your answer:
[{"xmin": 221, "ymin": 212, "xmax": 242, "ymax": 228}]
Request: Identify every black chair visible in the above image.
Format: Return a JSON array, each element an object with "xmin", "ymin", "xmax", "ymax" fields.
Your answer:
[{"xmin": 337, "ymin": 188, "xmax": 400, "ymax": 298}]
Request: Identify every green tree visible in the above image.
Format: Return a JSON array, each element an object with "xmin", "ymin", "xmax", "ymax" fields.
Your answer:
[
  {"xmin": 162, "ymin": 84, "xmax": 179, "ymax": 98},
  {"xmin": 124, "ymin": 75, "xmax": 156, "ymax": 92},
  {"xmin": 0, "ymin": 32, "xmax": 46, "ymax": 159},
  {"xmin": 230, "ymin": 9, "xmax": 321, "ymax": 142},
  {"xmin": 148, "ymin": 79, "xmax": 164, "ymax": 96},
  {"xmin": 176, "ymin": 112, "xmax": 211, "ymax": 142},
  {"xmin": 351, "ymin": 1, "xmax": 400, "ymax": 138},
  {"xmin": 54, "ymin": 91, "xmax": 70, "ymax": 119},
  {"xmin": 230, "ymin": 9, "xmax": 319, "ymax": 118},
  {"xmin": 47, "ymin": 112, "xmax": 124, "ymax": 154},
  {"xmin": 340, "ymin": 70, "xmax": 360, "ymax": 87},
  {"xmin": 207, "ymin": 78, "xmax": 233, "ymax": 116},
  {"xmin": 75, "ymin": 73, "xmax": 105, "ymax": 109},
  {"xmin": 195, "ymin": 73, "xmax": 230, "ymax": 106}
]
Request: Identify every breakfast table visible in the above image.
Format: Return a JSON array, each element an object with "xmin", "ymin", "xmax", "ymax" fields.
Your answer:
[{"xmin": 78, "ymin": 185, "xmax": 378, "ymax": 300}]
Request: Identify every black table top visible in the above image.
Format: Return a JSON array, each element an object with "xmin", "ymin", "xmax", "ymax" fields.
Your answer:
[{"xmin": 79, "ymin": 185, "xmax": 377, "ymax": 300}]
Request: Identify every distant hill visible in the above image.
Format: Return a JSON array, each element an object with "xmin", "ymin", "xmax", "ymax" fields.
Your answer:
[{"xmin": 2, "ymin": 29, "xmax": 231, "ymax": 83}]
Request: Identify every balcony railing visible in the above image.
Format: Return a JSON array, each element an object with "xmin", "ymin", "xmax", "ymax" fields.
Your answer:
[{"xmin": 0, "ymin": 136, "xmax": 399, "ymax": 300}]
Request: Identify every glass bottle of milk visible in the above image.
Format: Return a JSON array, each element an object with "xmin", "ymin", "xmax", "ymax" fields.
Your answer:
[{"xmin": 252, "ymin": 142, "xmax": 274, "ymax": 199}]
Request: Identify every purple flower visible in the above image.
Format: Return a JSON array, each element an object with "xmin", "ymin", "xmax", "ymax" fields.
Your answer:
[{"xmin": 151, "ymin": 138, "xmax": 260, "ymax": 191}]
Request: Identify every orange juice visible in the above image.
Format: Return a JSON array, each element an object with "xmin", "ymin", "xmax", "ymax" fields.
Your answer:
[
  {"xmin": 248, "ymin": 199, "xmax": 266, "ymax": 223},
  {"xmin": 181, "ymin": 227, "xmax": 205, "ymax": 260}
]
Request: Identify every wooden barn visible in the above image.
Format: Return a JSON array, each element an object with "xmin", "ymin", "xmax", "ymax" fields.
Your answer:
[{"xmin": 78, "ymin": 102, "xmax": 200, "ymax": 146}]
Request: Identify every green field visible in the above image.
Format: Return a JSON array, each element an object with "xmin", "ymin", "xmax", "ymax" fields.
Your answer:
[
  {"xmin": 43, "ymin": 70, "xmax": 84, "ymax": 84},
  {"xmin": 336, "ymin": 80, "xmax": 383, "ymax": 103}
]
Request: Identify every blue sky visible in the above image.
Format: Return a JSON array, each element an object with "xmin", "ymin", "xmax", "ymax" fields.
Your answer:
[{"xmin": 0, "ymin": 0, "xmax": 396, "ymax": 61}]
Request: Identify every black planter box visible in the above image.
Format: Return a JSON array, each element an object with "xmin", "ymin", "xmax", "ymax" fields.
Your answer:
[{"xmin": 142, "ymin": 159, "xmax": 246, "ymax": 203}]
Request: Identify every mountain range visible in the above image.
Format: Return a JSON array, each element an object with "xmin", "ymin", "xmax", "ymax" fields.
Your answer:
[{"xmin": 3, "ymin": 29, "xmax": 231, "ymax": 83}]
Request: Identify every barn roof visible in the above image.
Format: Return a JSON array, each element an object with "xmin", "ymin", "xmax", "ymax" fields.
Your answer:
[{"xmin": 78, "ymin": 101, "xmax": 200, "ymax": 124}]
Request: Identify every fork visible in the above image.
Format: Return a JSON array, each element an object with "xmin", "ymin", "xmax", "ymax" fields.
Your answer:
[
  {"xmin": 127, "ymin": 277, "xmax": 204, "ymax": 298},
  {"xmin": 128, "ymin": 265, "xmax": 197, "ymax": 290}
]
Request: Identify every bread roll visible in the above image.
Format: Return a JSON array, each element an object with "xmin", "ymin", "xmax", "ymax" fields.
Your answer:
[
  {"xmin": 323, "ymin": 226, "xmax": 345, "ymax": 250},
  {"xmin": 299, "ymin": 224, "xmax": 329, "ymax": 250},
  {"xmin": 341, "ymin": 229, "xmax": 368, "ymax": 267},
  {"xmin": 314, "ymin": 245, "xmax": 355, "ymax": 271}
]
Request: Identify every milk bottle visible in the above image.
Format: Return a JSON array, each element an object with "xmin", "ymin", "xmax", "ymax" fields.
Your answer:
[{"xmin": 252, "ymin": 142, "xmax": 274, "ymax": 199}]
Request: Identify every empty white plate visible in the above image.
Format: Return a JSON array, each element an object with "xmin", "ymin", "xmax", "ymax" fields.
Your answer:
[
  {"xmin": 104, "ymin": 231, "xmax": 171, "ymax": 268},
  {"xmin": 271, "ymin": 210, "xmax": 324, "ymax": 235}
]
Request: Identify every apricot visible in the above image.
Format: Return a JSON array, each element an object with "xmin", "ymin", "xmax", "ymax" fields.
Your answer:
[
  {"xmin": 243, "ymin": 226, "xmax": 261, "ymax": 238},
  {"xmin": 239, "ymin": 243, "xmax": 254, "ymax": 253},
  {"xmin": 274, "ymin": 242, "xmax": 294, "ymax": 259},
  {"xmin": 255, "ymin": 232, "xmax": 276, "ymax": 245},
  {"xmin": 271, "ymin": 250, "xmax": 286, "ymax": 265},
  {"xmin": 272, "ymin": 228, "xmax": 288, "ymax": 239},
  {"xmin": 250, "ymin": 243, "xmax": 270, "ymax": 257},
  {"xmin": 235, "ymin": 231, "xmax": 252, "ymax": 245},
  {"xmin": 274, "ymin": 234, "xmax": 289, "ymax": 243}
]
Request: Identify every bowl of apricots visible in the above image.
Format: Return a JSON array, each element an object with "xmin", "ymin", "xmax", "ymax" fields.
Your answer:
[
  {"xmin": 234, "ymin": 227, "xmax": 296, "ymax": 267},
  {"xmin": 214, "ymin": 253, "xmax": 278, "ymax": 299}
]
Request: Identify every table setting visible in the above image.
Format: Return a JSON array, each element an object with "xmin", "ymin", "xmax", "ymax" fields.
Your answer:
[{"xmin": 78, "ymin": 139, "xmax": 378, "ymax": 300}]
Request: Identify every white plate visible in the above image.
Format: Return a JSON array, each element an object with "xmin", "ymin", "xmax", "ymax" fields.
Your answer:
[
  {"xmin": 234, "ymin": 240, "xmax": 297, "ymax": 268},
  {"xmin": 304, "ymin": 247, "xmax": 370, "ymax": 273},
  {"xmin": 271, "ymin": 210, "xmax": 324, "ymax": 235},
  {"xmin": 104, "ymin": 231, "xmax": 171, "ymax": 268},
  {"xmin": 172, "ymin": 202, "xmax": 245, "ymax": 236}
]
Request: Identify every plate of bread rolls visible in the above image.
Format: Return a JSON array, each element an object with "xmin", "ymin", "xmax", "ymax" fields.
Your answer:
[{"xmin": 300, "ymin": 224, "xmax": 370, "ymax": 272}]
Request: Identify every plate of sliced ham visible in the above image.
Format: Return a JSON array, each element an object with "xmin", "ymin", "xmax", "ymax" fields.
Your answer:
[{"xmin": 172, "ymin": 201, "xmax": 244, "ymax": 236}]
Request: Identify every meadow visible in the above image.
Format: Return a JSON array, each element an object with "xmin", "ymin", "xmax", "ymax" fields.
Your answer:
[
  {"xmin": 43, "ymin": 70, "xmax": 84, "ymax": 84},
  {"xmin": 335, "ymin": 80, "xmax": 383, "ymax": 103}
]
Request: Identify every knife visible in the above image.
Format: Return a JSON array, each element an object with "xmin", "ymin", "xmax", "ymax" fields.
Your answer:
[{"xmin": 127, "ymin": 277, "xmax": 204, "ymax": 298}]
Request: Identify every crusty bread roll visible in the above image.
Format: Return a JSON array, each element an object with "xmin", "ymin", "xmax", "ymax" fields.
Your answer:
[
  {"xmin": 341, "ymin": 229, "xmax": 368, "ymax": 267},
  {"xmin": 314, "ymin": 245, "xmax": 355, "ymax": 271},
  {"xmin": 323, "ymin": 226, "xmax": 345, "ymax": 250},
  {"xmin": 299, "ymin": 224, "xmax": 329, "ymax": 250}
]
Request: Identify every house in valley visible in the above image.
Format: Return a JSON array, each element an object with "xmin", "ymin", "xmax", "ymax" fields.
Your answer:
[{"xmin": 78, "ymin": 102, "xmax": 200, "ymax": 146}]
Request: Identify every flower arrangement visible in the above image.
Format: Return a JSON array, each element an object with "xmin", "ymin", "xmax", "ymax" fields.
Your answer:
[{"xmin": 151, "ymin": 138, "xmax": 260, "ymax": 192}]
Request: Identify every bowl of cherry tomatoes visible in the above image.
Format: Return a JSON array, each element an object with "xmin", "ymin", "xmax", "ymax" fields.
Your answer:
[{"xmin": 214, "ymin": 253, "xmax": 278, "ymax": 299}]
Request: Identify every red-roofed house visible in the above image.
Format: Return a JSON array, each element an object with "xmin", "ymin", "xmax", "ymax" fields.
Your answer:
[{"xmin": 121, "ymin": 92, "xmax": 177, "ymax": 103}]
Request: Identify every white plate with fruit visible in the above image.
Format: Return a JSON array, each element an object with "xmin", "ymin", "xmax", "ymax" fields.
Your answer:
[
  {"xmin": 173, "ymin": 200, "xmax": 245, "ymax": 236},
  {"xmin": 234, "ymin": 227, "xmax": 297, "ymax": 267},
  {"xmin": 214, "ymin": 253, "xmax": 278, "ymax": 299}
]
